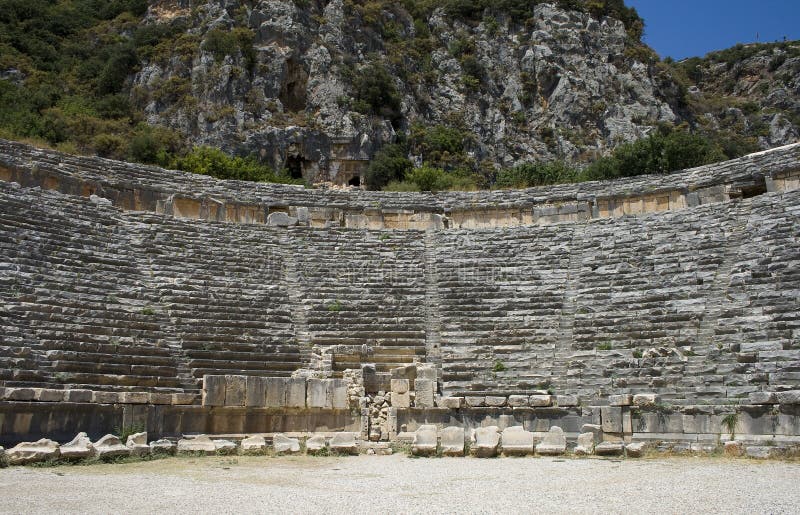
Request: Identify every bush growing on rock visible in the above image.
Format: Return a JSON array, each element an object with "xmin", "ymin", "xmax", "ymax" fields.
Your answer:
[
  {"xmin": 365, "ymin": 143, "xmax": 412, "ymax": 190},
  {"xmin": 176, "ymin": 146, "xmax": 303, "ymax": 184}
]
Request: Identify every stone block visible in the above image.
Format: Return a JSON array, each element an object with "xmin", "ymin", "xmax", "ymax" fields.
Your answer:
[
  {"xmin": 172, "ymin": 393, "xmax": 198, "ymax": 405},
  {"xmin": 464, "ymin": 396, "xmax": 486, "ymax": 408},
  {"xmin": 390, "ymin": 365, "xmax": 417, "ymax": 381},
  {"xmin": 391, "ymin": 391, "xmax": 410, "ymax": 408},
  {"xmin": 416, "ymin": 366, "xmax": 437, "ymax": 381},
  {"xmin": 501, "ymin": 426, "xmax": 535, "ymax": 456},
  {"xmin": 745, "ymin": 446, "xmax": 779, "ymax": 459},
  {"xmin": 440, "ymin": 427, "xmax": 465, "ymax": 457},
  {"xmin": 411, "ymin": 424, "xmax": 438, "ymax": 456},
  {"xmin": 5, "ymin": 388, "xmax": 35, "ymax": 401},
  {"xmin": 35, "ymin": 389, "xmax": 65, "ymax": 402},
  {"xmin": 224, "ymin": 375, "xmax": 246, "ymax": 407},
  {"xmin": 574, "ymin": 432, "xmax": 595, "ymax": 456},
  {"xmin": 776, "ymin": 390, "xmax": 800, "ymax": 405},
  {"xmin": 537, "ymin": 427, "xmax": 567, "ymax": 456},
  {"xmin": 266, "ymin": 377, "xmax": 288, "ymax": 408},
  {"xmin": 472, "ymin": 426, "xmax": 500, "ymax": 458},
  {"xmin": 625, "ymin": 441, "xmax": 647, "ymax": 458},
  {"xmin": 580, "ymin": 424, "xmax": 603, "ymax": 443},
  {"xmin": 119, "ymin": 392, "xmax": 149, "ymax": 404},
  {"xmin": 285, "ymin": 378, "xmax": 307, "ymax": 408},
  {"xmin": 748, "ymin": 391, "xmax": 778, "ymax": 405},
  {"xmin": 126, "ymin": 432, "xmax": 150, "ymax": 457},
  {"xmin": 724, "ymin": 441, "xmax": 743, "ymax": 457},
  {"xmin": 507, "ymin": 395, "xmax": 529, "ymax": 407},
  {"xmin": 7, "ymin": 439, "xmax": 60, "ymax": 465},
  {"xmin": 0, "ymin": 447, "xmax": 5, "ymax": 468},
  {"xmin": 632, "ymin": 394, "xmax": 659, "ymax": 407},
  {"xmin": 529, "ymin": 395, "xmax": 553, "ymax": 407},
  {"xmin": 177, "ymin": 435, "xmax": 216, "ymax": 455},
  {"xmin": 267, "ymin": 212, "xmax": 298, "ymax": 227},
  {"xmin": 202, "ymin": 375, "xmax": 226, "ymax": 407},
  {"xmin": 414, "ymin": 379, "xmax": 435, "ymax": 408},
  {"xmin": 246, "ymin": 377, "xmax": 268, "ymax": 407},
  {"xmin": 273, "ymin": 434, "xmax": 300, "ymax": 454},
  {"xmin": 307, "ymin": 378, "xmax": 330, "ymax": 409},
  {"xmin": 556, "ymin": 394, "xmax": 579, "ymax": 407},
  {"xmin": 609, "ymin": 394, "xmax": 633, "ymax": 406},
  {"xmin": 92, "ymin": 391, "xmax": 120, "ymax": 404},
  {"xmin": 331, "ymin": 379, "xmax": 349, "ymax": 409},
  {"xmin": 305, "ymin": 435, "xmax": 328, "ymax": 454},
  {"xmin": 595, "ymin": 442, "xmax": 624, "ymax": 456},
  {"xmin": 214, "ymin": 440, "xmax": 237, "ymax": 455},
  {"xmin": 330, "ymin": 433, "xmax": 359, "ymax": 455},
  {"xmin": 241, "ymin": 435, "xmax": 267, "ymax": 453},
  {"xmin": 148, "ymin": 392, "xmax": 173, "ymax": 405},
  {"xmin": 150, "ymin": 439, "xmax": 176, "ymax": 455},
  {"xmin": 65, "ymin": 389, "xmax": 92, "ymax": 403},
  {"xmin": 390, "ymin": 379, "xmax": 409, "ymax": 394},
  {"xmin": 601, "ymin": 406, "xmax": 623, "ymax": 433},
  {"xmin": 485, "ymin": 396, "xmax": 507, "ymax": 407},
  {"xmin": 94, "ymin": 435, "xmax": 130, "ymax": 459},
  {"xmin": 60, "ymin": 433, "xmax": 94, "ymax": 459},
  {"xmin": 437, "ymin": 397, "xmax": 464, "ymax": 409}
]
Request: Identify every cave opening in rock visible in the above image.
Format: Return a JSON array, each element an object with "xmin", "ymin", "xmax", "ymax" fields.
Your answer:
[
  {"xmin": 279, "ymin": 58, "xmax": 309, "ymax": 112},
  {"xmin": 286, "ymin": 155, "xmax": 305, "ymax": 180},
  {"xmin": 348, "ymin": 175, "xmax": 361, "ymax": 187}
]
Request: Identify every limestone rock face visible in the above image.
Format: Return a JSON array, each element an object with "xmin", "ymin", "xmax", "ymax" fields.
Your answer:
[
  {"xmin": 272, "ymin": 434, "xmax": 300, "ymax": 454},
  {"xmin": 537, "ymin": 427, "xmax": 567, "ymax": 456},
  {"xmin": 61, "ymin": 432, "xmax": 95, "ymax": 459},
  {"xmin": 177, "ymin": 435, "xmax": 217, "ymax": 455},
  {"xmin": 411, "ymin": 425, "xmax": 438, "ymax": 456},
  {"xmin": 7, "ymin": 439, "xmax": 60, "ymax": 465},
  {"xmin": 130, "ymin": 2, "xmax": 680, "ymax": 180},
  {"xmin": 440, "ymin": 427, "xmax": 465, "ymax": 457},
  {"xmin": 472, "ymin": 426, "xmax": 500, "ymax": 458},
  {"xmin": 94, "ymin": 435, "xmax": 130, "ymax": 459}
]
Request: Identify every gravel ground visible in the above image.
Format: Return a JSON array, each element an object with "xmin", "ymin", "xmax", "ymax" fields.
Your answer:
[{"xmin": 1, "ymin": 455, "xmax": 798, "ymax": 514}]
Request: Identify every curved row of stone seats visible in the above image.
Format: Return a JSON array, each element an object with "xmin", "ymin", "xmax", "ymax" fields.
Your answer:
[
  {"xmin": 433, "ymin": 190, "xmax": 800, "ymax": 403},
  {"xmin": 286, "ymin": 228, "xmax": 428, "ymax": 374},
  {"xmin": 1, "ymin": 139, "xmax": 798, "ymax": 229},
  {"xmin": 0, "ymin": 183, "xmax": 180, "ymax": 391}
]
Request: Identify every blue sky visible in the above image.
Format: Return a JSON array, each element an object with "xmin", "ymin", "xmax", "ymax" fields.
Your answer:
[{"xmin": 627, "ymin": 0, "xmax": 800, "ymax": 60}]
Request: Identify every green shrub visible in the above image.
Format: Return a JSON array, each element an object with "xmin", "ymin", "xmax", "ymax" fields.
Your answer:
[
  {"xmin": 495, "ymin": 161, "xmax": 580, "ymax": 188},
  {"xmin": 176, "ymin": 146, "xmax": 304, "ymax": 184},
  {"xmin": 365, "ymin": 143, "xmax": 412, "ymax": 190},
  {"xmin": 351, "ymin": 62, "xmax": 403, "ymax": 126}
]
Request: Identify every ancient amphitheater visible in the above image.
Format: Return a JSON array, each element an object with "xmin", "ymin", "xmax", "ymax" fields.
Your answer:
[{"xmin": 1, "ymin": 138, "xmax": 799, "ymax": 462}]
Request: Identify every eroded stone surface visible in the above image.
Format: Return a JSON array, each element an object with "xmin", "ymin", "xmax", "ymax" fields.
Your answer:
[
  {"xmin": 177, "ymin": 435, "xmax": 216, "ymax": 455},
  {"xmin": 473, "ymin": 426, "xmax": 501, "ymax": 458},
  {"xmin": 501, "ymin": 426, "xmax": 535, "ymax": 456},
  {"xmin": 8, "ymin": 439, "xmax": 60, "ymax": 465},
  {"xmin": 241, "ymin": 435, "xmax": 267, "ymax": 453},
  {"xmin": 411, "ymin": 425, "xmax": 438, "ymax": 456},
  {"xmin": 61, "ymin": 432, "xmax": 95, "ymax": 459},
  {"xmin": 305, "ymin": 435, "xmax": 327, "ymax": 454},
  {"xmin": 537, "ymin": 427, "xmax": 567, "ymax": 456},
  {"xmin": 330, "ymin": 433, "xmax": 358, "ymax": 455},
  {"xmin": 273, "ymin": 434, "xmax": 301, "ymax": 454},
  {"xmin": 574, "ymin": 432, "xmax": 596, "ymax": 456},
  {"xmin": 94, "ymin": 435, "xmax": 130, "ymax": 459},
  {"xmin": 440, "ymin": 427, "xmax": 465, "ymax": 457}
]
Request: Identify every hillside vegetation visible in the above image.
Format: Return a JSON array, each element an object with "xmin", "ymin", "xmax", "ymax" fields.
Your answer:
[{"xmin": 0, "ymin": 0, "xmax": 796, "ymax": 189}]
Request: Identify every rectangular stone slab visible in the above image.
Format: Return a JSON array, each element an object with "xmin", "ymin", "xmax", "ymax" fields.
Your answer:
[
  {"xmin": 202, "ymin": 375, "xmax": 226, "ymax": 407},
  {"xmin": 285, "ymin": 378, "xmax": 307, "ymax": 408},
  {"xmin": 224, "ymin": 375, "xmax": 246, "ymax": 407},
  {"xmin": 265, "ymin": 378, "xmax": 288, "ymax": 408},
  {"xmin": 246, "ymin": 377, "xmax": 268, "ymax": 407}
]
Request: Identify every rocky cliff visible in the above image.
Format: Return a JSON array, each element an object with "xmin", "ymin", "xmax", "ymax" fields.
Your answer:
[{"xmin": 133, "ymin": 1, "xmax": 680, "ymax": 184}]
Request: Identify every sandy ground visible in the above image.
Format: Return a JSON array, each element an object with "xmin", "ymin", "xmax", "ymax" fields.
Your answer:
[{"xmin": 1, "ymin": 455, "xmax": 799, "ymax": 514}]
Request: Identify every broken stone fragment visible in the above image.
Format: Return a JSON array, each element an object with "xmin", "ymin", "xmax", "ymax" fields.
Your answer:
[
  {"xmin": 330, "ymin": 432, "xmax": 358, "ymax": 455},
  {"xmin": 60, "ymin": 432, "xmax": 95, "ymax": 459},
  {"xmin": 305, "ymin": 435, "xmax": 327, "ymax": 454},
  {"xmin": 529, "ymin": 395, "xmax": 553, "ymax": 407},
  {"xmin": 0, "ymin": 446, "xmax": 6, "ymax": 468},
  {"xmin": 595, "ymin": 441, "xmax": 625, "ymax": 456},
  {"xmin": 537, "ymin": 426, "xmax": 566, "ymax": 456},
  {"xmin": 149, "ymin": 439, "xmax": 176, "ymax": 455},
  {"xmin": 625, "ymin": 441, "xmax": 647, "ymax": 458},
  {"xmin": 440, "ymin": 426, "xmax": 465, "ymax": 457},
  {"xmin": 213, "ymin": 440, "xmax": 237, "ymax": 455},
  {"xmin": 472, "ymin": 426, "xmax": 500, "ymax": 458},
  {"xmin": 632, "ymin": 394, "xmax": 659, "ymax": 407},
  {"xmin": 273, "ymin": 434, "xmax": 300, "ymax": 454},
  {"xmin": 94, "ymin": 435, "xmax": 130, "ymax": 459},
  {"xmin": 177, "ymin": 434, "xmax": 217, "ymax": 455},
  {"xmin": 411, "ymin": 425, "xmax": 438, "ymax": 456},
  {"xmin": 574, "ymin": 432, "xmax": 596, "ymax": 456},
  {"xmin": 126, "ymin": 432, "xmax": 151, "ymax": 457},
  {"xmin": 7, "ymin": 439, "xmax": 60, "ymax": 465},
  {"xmin": 437, "ymin": 396, "xmax": 464, "ymax": 409},
  {"xmin": 501, "ymin": 426, "xmax": 535, "ymax": 456},
  {"xmin": 241, "ymin": 435, "xmax": 267, "ymax": 453}
]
